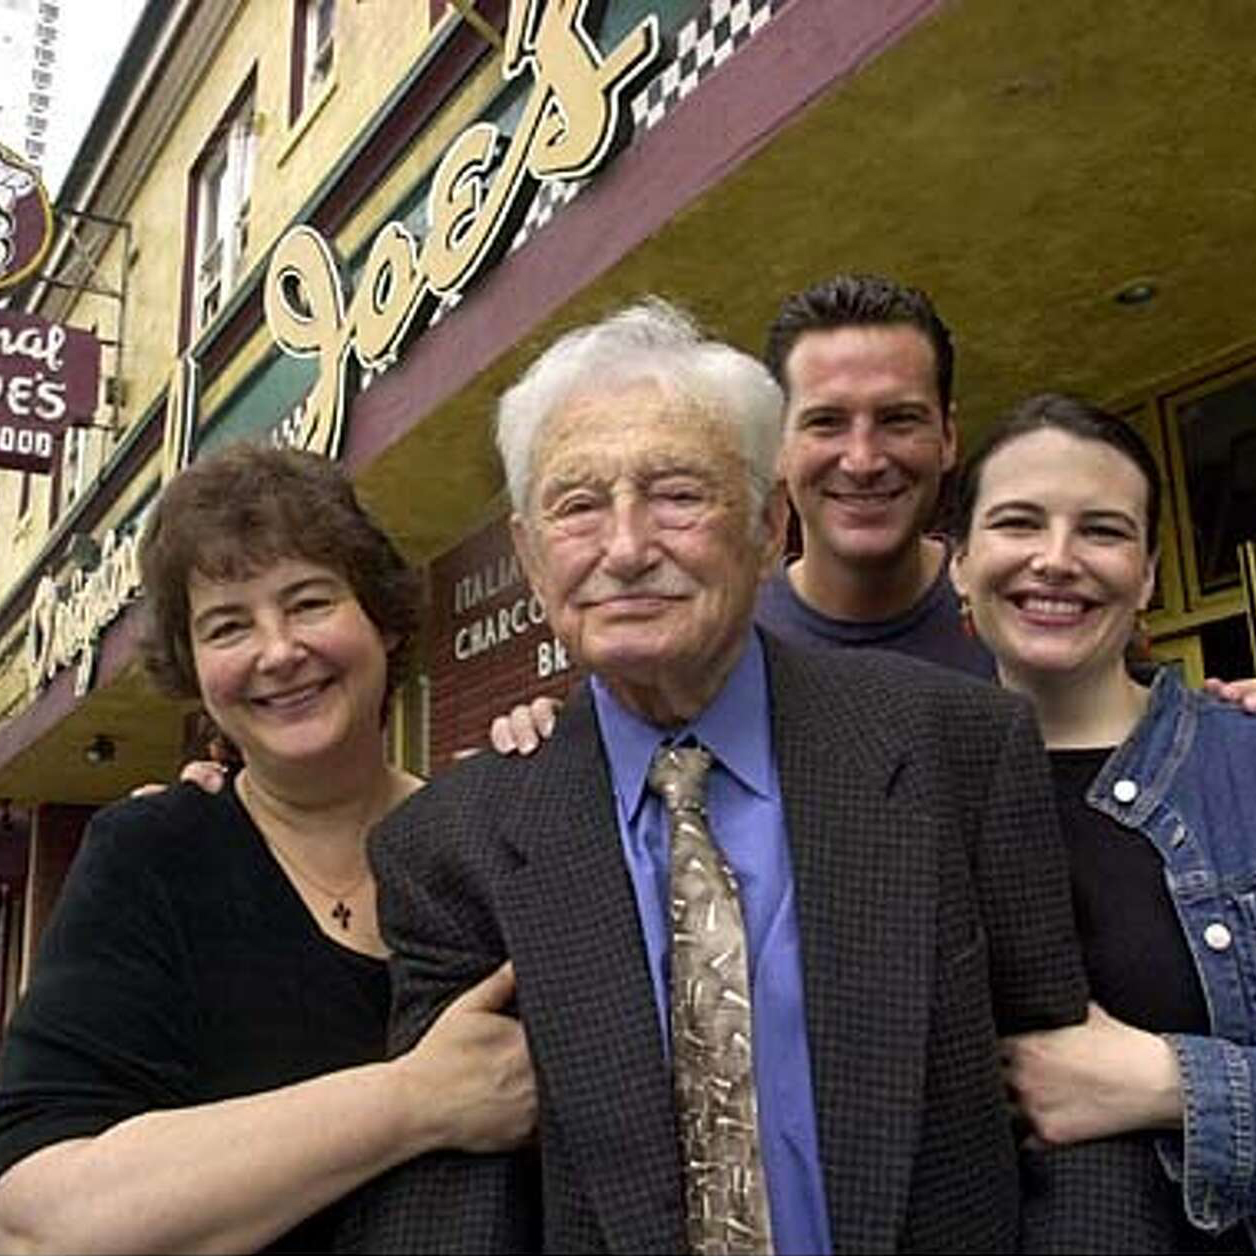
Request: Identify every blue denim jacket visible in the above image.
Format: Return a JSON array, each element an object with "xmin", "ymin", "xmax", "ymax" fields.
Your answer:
[{"xmin": 1085, "ymin": 668, "xmax": 1256, "ymax": 1237}]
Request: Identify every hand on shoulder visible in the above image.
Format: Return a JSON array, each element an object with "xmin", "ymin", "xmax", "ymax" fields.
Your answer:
[
  {"xmin": 1204, "ymin": 676, "xmax": 1256, "ymax": 715},
  {"xmin": 488, "ymin": 697, "xmax": 562, "ymax": 757},
  {"xmin": 129, "ymin": 760, "xmax": 229, "ymax": 799}
]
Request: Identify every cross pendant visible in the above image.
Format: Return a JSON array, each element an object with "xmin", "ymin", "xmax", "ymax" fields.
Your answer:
[{"xmin": 331, "ymin": 900, "xmax": 352, "ymax": 929}]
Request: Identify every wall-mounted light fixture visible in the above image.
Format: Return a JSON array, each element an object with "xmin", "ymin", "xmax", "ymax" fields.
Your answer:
[{"xmin": 84, "ymin": 734, "xmax": 116, "ymax": 765}]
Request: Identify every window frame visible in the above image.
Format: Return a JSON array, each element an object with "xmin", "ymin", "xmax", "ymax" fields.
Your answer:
[
  {"xmin": 1122, "ymin": 400, "xmax": 1185, "ymax": 622},
  {"xmin": 289, "ymin": 0, "xmax": 336, "ymax": 126},
  {"xmin": 1161, "ymin": 360, "xmax": 1256, "ymax": 614},
  {"xmin": 183, "ymin": 77, "xmax": 258, "ymax": 344}
]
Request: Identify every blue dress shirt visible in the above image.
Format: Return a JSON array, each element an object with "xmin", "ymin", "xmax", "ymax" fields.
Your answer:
[{"xmin": 590, "ymin": 631, "xmax": 833, "ymax": 1256}]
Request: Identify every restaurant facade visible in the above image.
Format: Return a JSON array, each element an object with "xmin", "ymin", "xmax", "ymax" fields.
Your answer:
[{"xmin": 0, "ymin": 0, "xmax": 1253, "ymax": 1016}]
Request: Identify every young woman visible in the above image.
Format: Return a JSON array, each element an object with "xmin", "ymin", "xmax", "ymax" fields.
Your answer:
[
  {"xmin": 0, "ymin": 445, "xmax": 536, "ymax": 1253},
  {"xmin": 951, "ymin": 393, "xmax": 1256, "ymax": 1252}
]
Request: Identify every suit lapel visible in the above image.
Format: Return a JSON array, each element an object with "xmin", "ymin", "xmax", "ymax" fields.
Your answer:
[
  {"xmin": 766, "ymin": 640, "xmax": 936, "ymax": 1253},
  {"xmin": 496, "ymin": 684, "xmax": 684, "ymax": 1255},
  {"xmin": 495, "ymin": 648, "xmax": 939, "ymax": 1252}
]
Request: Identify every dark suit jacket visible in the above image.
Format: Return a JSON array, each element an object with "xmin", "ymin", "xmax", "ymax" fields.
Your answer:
[{"xmin": 338, "ymin": 636, "xmax": 1090, "ymax": 1254}]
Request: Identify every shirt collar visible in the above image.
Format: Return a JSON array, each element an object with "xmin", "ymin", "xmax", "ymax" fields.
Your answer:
[{"xmin": 591, "ymin": 629, "xmax": 774, "ymax": 821}]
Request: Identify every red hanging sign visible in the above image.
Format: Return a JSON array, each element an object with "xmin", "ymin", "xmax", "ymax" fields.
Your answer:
[{"xmin": 0, "ymin": 311, "xmax": 102, "ymax": 474}]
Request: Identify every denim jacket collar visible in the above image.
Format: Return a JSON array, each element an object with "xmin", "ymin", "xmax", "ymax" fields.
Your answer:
[{"xmin": 1084, "ymin": 668, "xmax": 1196, "ymax": 832}]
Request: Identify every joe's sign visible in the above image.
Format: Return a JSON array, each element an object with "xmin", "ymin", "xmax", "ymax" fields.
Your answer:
[
  {"xmin": 265, "ymin": 0, "xmax": 661, "ymax": 460},
  {"xmin": 0, "ymin": 311, "xmax": 102, "ymax": 473}
]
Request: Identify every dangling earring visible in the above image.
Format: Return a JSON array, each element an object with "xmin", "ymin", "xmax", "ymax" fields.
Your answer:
[{"xmin": 959, "ymin": 592, "xmax": 977, "ymax": 639}]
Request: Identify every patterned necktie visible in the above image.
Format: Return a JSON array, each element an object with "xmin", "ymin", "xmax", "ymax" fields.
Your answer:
[{"xmin": 649, "ymin": 744, "xmax": 774, "ymax": 1256}]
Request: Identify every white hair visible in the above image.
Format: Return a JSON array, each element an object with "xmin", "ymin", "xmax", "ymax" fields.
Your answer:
[{"xmin": 495, "ymin": 298, "xmax": 784, "ymax": 520}]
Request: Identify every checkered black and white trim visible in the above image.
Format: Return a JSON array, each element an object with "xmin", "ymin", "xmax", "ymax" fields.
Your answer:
[
  {"xmin": 510, "ymin": 0, "xmax": 786, "ymax": 249},
  {"xmin": 331, "ymin": 4, "xmax": 787, "ymax": 433},
  {"xmin": 417, "ymin": 0, "xmax": 785, "ymax": 326}
]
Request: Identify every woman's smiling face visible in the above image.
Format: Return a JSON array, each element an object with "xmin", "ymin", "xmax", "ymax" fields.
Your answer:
[
  {"xmin": 188, "ymin": 556, "xmax": 392, "ymax": 775},
  {"xmin": 951, "ymin": 427, "xmax": 1157, "ymax": 691}
]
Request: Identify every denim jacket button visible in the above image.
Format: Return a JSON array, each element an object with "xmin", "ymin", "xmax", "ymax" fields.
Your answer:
[
  {"xmin": 1112, "ymin": 778, "xmax": 1139, "ymax": 804},
  {"xmin": 1204, "ymin": 923, "xmax": 1233, "ymax": 951}
]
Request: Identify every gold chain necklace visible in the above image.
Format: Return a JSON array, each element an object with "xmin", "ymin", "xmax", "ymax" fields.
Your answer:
[{"xmin": 240, "ymin": 774, "xmax": 373, "ymax": 931}]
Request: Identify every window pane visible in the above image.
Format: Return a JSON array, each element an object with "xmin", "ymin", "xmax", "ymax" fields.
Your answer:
[
  {"xmin": 1177, "ymin": 376, "xmax": 1256, "ymax": 594},
  {"xmin": 315, "ymin": 0, "xmax": 335, "ymax": 46},
  {"xmin": 201, "ymin": 159, "xmax": 225, "ymax": 248}
]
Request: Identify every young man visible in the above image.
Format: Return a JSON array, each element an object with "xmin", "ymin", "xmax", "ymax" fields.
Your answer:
[{"xmin": 757, "ymin": 272, "xmax": 992, "ymax": 677}]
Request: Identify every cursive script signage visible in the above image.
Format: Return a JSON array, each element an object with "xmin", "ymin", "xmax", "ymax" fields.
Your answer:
[
  {"xmin": 0, "ymin": 143, "xmax": 53, "ymax": 294},
  {"xmin": 0, "ymin": 310, "xmax": 103, "ymax": 473},
  {"xmin": 264, "ymin": 0, "xmax": 661, "ymax": 459},
  {"xmin": 25, "ymin": 522, "xmax": 146, "ymax": 698}
]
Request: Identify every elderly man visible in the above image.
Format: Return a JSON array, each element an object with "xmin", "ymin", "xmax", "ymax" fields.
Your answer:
[{"xmin": 341, "ymin": 301, "xmax": 1088, "ymax": 1255}]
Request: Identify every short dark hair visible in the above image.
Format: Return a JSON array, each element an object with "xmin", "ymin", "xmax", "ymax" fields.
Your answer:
[
  {"xmin": 140, "ymin": 442, "xmax": 421, "ymax": 705},
  {"xmin": 764, "ymin": 273, "xmax": 956, "ymax": 413},
  {"xmin": 954, "ymin": 392, "xmax": 1162, "ymax": 546}
]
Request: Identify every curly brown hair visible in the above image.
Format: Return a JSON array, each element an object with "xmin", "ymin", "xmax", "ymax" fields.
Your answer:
[{"xmin": 139, "ymin": 442, "xmax": 422, "ymax": 708}]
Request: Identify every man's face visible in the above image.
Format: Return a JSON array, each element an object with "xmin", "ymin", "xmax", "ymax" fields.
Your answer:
[
  {"xmin": 512, "ymin": 382, "xmax": 784, "ymax": 719},
  {"xmin": 780, "ymin": 325, "xmax": 956, "ymax": 572}
]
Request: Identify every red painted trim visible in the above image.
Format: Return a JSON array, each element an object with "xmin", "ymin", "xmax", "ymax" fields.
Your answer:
[
  {"xmin": 0, "ymin": 598, "xmax": 145, "ymax": 781},
  {"xmin": 0, "ymin": 410, "xmax": 163, "ymax": 645},
  {"xmin": 199, "ymin": 286, "xmax": 262, "ymax": 383}
]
